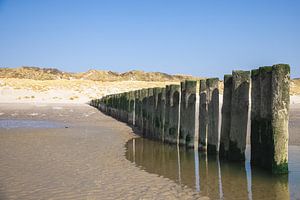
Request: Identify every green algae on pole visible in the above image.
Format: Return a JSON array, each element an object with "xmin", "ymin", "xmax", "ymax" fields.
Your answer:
[
  {"xmin": 146, "ymin": 88, "xmax": 155, "ymax": 138},
  {"xmin": 179, "ymin": 80, "xmax": 200, "ymax": 148},
  {"xmin": 250, "ymin": 69, "xmax": 261, "ymax": 166},
  {"xmin": 228, "ymin": 71, "xmax": 250, "ymax": 161},
  {"xmin": 120, "ymin": 92, "xmax": 129, "ymax": 123},
  {"xmin": 153, "ymin": 87, "xmax": 164, "ymax": 140},
  {"xmin": 133, "ymin": 90, "xmax": 141, "ymax": 127},
  {"xmin": 253, "ymin": 66, "xmax": 273, "ymax": 169},
  {"xmin": 206, "ymin": 78, "xmax": 219, "ymax": 153},
  {"xmin": 128, "ymin": 91, "xmax": 135, "ymax": 125},
  {"xmin": 219, "ymin": 75, "xmax": 233, "ymax": 158},
  {"xmin": 141, "ymin": 89, "xmax": 149, "ymax": 136},
  {"xmin": 251, "ymin": 64, "xmax": 290, "ymax": 174},
  {"xmin": 164, "ymin": 84, "xmax": 181, "ymax": 144},
  {"xmin": 199, "ymin": 79, "xmax": 208, "ymax": 150},
  {"xmin": 271, "ymin": 64, "xmax": 290, "ymax": 174},
  {"xmin": 164, "ymin": 85, "xmax": 171, "ymax": 143}
]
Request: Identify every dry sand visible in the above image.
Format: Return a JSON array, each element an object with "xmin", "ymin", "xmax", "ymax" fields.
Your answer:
[
  {"xmin": 1, "ymin": 78, "xmax": 300, "ymax": 104},
  {"xmin": 0, "ymin": 103, "xmax": 207, "ymax": 200},
  {"xmin": 0, "ymin": 78, "xmax": 179, "ymax": 104}
]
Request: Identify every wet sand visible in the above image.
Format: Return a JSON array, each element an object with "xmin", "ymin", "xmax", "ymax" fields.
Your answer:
[
  {"xmin": 126, "ymin": 138, "xmax": 300, "ymax": 199},
  {"xmin": 1, "ymin": 103, "xmax": 299, "ymax": 200},
  {"xmin": 0, "ymin": 103, "xmax": 204, "ymax": 200}
]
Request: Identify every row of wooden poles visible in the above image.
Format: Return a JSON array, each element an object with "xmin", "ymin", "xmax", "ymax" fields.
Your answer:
[{"xmin": 90, "ymin": 64, "xmax": 290, "ymax": 174}]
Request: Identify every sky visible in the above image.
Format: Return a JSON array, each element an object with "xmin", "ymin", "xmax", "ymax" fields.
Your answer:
[{"xmin": 0, "ymin": 0, "xmax": 299, "ymax": 78}]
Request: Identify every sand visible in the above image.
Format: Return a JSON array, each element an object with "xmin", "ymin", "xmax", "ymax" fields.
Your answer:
[
  {"xmin": 0, "ymin": 103, "xmax": 207, "ymax": 200},
  {"xmin": 0, "ymin": 78, "xmax": 179, "ymax": 104},
  {"xmin": 289, "ymin": 103, "xmax": 300, "ymax": 145},
  {"xmin": 0, "ymin": 77, "xmax": 299, "ymax": 199}
]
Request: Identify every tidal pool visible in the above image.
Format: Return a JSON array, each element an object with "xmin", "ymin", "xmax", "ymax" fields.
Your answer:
[{"xmin": 126, "ymin": 138, "xmax": 300, "ymax": 199}]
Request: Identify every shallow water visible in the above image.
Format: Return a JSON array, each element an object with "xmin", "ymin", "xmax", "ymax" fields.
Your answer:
[
  {"xmin": 126, "ymin": 138, "xmax": 300, "ymax": 200},
  {"xmin": 0, "ymin": 104, "xmax": 204, "ymax": 199},
  {"xmin": 0, "ymin": 119, "xmax": 65, "ymax": 129}
]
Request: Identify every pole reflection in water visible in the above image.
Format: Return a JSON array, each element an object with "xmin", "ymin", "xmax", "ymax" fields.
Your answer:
[
  {"xmin": 177, "ymin": 144, "xmax": 182, "ymax": 184},
  {"xmin": 199, "ymin": 152, "xmax": 209, "ymax": 196},
  {"xmin": 217, "ymin": 156, "xmax": 224, "ymax": 200},
  {"xmin": 194, "ymin": 148, "xmax": 200, "ymax": 192},
  {"xmin": 125, "ymin": 138, "xmax": 298, "ymax": 199},
  {"xmin": 245, "ymin": 146, "xmax": 253, "ymax": 200},
  {"xmin": 133, "ymin": 138, "xmax": 135, "ymax": 163}
]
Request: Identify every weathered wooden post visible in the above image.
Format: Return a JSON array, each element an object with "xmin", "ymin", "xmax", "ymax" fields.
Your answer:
[
  {"xmin": 164, "ymin": 84, "xmax": 181, "ymax": 144},
  {"xmin": 179, "ymin": 81, "xmax": 186, "ymax": 145},
  {"xmin": 109, "ymin": 95, "xmax": 113, "ymax": 116},
  {"xmin": 120, "ymin": 92, "xmax": 128, "ymax": 122},
  {"xmin": 111, "ymin": 94, "xmax": 115, "ymax": 117},
  {"xmin": 146, "ymin": 88, "xmax": 155, "ymax": 138},
  {"xmin": 164, "ymin": 85, "xmax": 171, "ymax": 142},
  {"xmin": 134, "ymin": 90, "xmax": 142, "ymax": 128},
  {"xmin": 228, "ymin": 71, "xmax": 250, "ymax": 161},
  {"xmin": 102, "ymin": 97, "xmax": 107, "ymax": 113},
  {"xmin": 199, "ymin": 79, "xmax": 208, "ymax": 150},
  {"xmin": 270, "ymin": 64, "xmax": 289, "ymax": 174},
  {"xmin": 116, "ymin": 94, "xmax": 121, "ymax": 119},
  {"xmin": 108, "ymin": 95, "xmax": 113, "ymax": 116},
  {"xmin": 250, "ymin": 69, "xmax": 261, "ymax": 166},
  {"xmin": 160, "ymin": 88, "xmax": 166, "ymax": 141},
  {"xmin": 127, "ymin": 91, "xmax": 135, "ymax": 125},
  {"xmin": 219, "ymin": 75, "xmax": 233, "ymax": 158},
  {"xmin": 179, "ymin": 80, "xmax": 200, "ymax": 148},
  {"xmin": 207, "ymin": 78, "xmax": 219, "ymax": 153},
  {"xmin": 251, "ymin": 64, "xmax": 290, "ymax": 174},
  {"xmin": 153, "ymin": 87, "xmax": 164, "ymax": 140},
  {"xmin": 141, "ymin": 89, "xmax": 149, "ymax": 136},
  {"xmin": 135, "ymin": 90, "xmax": 142, "ymax": 130},
  {"xmin": 106, "ymin": 96, "xmax": 110, "ymax": 114}
]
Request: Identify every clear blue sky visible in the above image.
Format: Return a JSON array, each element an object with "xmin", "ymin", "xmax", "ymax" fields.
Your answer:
[{"xmin": 0, "ymin": 0, "xmax": 299, "ymax": 78}]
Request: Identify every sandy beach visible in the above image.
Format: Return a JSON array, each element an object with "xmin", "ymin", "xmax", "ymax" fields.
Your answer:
[
  {"xmin": 0, "ymin": 78, "xmax": 179, "ymax": 104},
  {"xmin": 1, "ymin": 0, "xmax": 299, "ymax": 198},
  {"xmin": 0, "ymin": 103, "xmax": 206, "ymax": 200},
  {"xmin": 0, "ymin": 78, "xmax": 299, "ymax": 199}
]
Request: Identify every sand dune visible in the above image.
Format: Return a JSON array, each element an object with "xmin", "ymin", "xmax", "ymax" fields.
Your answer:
[
  {"xmin": 1, "ymin": 77, "xmax": 299, "ymax": 104},
  {"xmin": 0, "ymin": 78, "xmax": 179, "ymax": 103}
]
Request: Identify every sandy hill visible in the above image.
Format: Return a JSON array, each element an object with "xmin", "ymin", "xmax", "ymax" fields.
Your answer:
[
  {"xmin": 0, "ymin": 67, "xmax": 197, "ymax": 82},
  {"xmin": 0, "ymin": 66, "xmax": 299, "ymax": 104}
]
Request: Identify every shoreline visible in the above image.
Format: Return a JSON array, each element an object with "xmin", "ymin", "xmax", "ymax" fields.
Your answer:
[{"xmin": 0, "ymin": 103, "xmax": 205, "ymax": 199}]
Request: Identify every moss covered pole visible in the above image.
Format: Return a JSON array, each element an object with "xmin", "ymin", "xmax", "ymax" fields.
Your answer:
[
  {"xmin": 199, "ymin": 79, "xmax": 208, "ymax": 150},
  {"xmin": 251, "ymin": 64, "xmax": 290, "ymax": 174},
  {"xmin": 164, "ymin": 84, "xmax": 181, "ymax": 144},
  {"xmin": 127, "ymin": 91, "xmax": 135, "ymax": 125},
  {"xmin": 228, "ymin": 71, "xmax": 250, "ymax": 161},
  {"xmin": 146, "ymin": 88, "xmax": 155, "ymax": 138},
  {"xmin": 270, "ymin": 64, "xmax": 290, "ymax": 174},
  {"xmin": 207, "ymin": 78, "xmax": 219, "ymax": 153},
  {"xmin": 179, "ymin": 80, "xmax": 200, "ymax": 148},
  {"xmin": 164, "ymin": 85, "xmax": 171, "ymax": 143},
  {"xmin": 153, "ymin": 87, "xmax": 163, "ymax": 140},
  {"xmin": 160, "ymin": 88, "xmax": 166, "ymax": 142},
  {"xmin": 219, "ymin": 75, "xmax": 233, "ymax": 158},
  {"xmin": 250, "ymin": 69, "xmax": 261, "ymax": 166},
  {"xmin": 141, "ymin": 89, "xmax": 149, "ymax": 136},
  {"xmin": 134, "ymin": 90, "xmax": 141, "ymax": 127}
]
